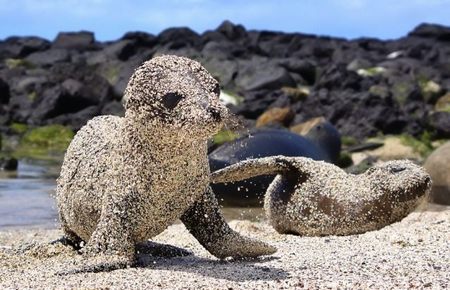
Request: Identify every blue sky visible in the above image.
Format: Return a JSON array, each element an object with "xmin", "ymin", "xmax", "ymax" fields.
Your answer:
[{"xmin": 1, "ymin": 0, "xmax": 450, "ymax": 41}]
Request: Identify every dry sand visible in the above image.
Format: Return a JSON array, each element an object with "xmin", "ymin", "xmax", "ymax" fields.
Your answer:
[{"xmin": 0, "ymin": 204, "xmax": 449, "ymax": 289}]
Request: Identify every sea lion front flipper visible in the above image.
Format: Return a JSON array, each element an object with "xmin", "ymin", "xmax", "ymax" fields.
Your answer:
[
  {"xmin": 181, "ymin": 188, "xmax": 276, "ymax": 259},
  {"xmin": 80, "ymin": 193, "xmax": 136, "ymax": 270},
  {"xmin": 211, "ymin": 155, "xmax": 309, "ymax": 184}
]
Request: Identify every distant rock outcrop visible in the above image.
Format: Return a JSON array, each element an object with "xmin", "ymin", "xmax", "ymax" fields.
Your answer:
[{"xmin": 0, "ymin": 22, "xmax": 449, "ymax": 140}]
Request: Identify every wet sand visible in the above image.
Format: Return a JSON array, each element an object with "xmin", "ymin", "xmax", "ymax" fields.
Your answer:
[{"xmin": 0, "ymin": 204, "xmax": 449, "ymax": 289}]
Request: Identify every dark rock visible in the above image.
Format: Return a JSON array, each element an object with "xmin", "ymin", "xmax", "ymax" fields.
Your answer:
[
  {"xmin": 0, "ymin": 105, "xmax": 8, "ymax": 126},
  {"xmin": 121, "ymin": 31, "xmax": 157, "ymax": 47},
  {"xmin": 48, "ymin": 105, "xmax": 100, "ymax": 130},
  {"xmin": 101, "ymin": 101, "xmax": 124, "ymax": 116},
  {"xmin": 428, "ymin": 111, "xmax": 450, "ymax": 138},
  {"xmin": 158, "ymin": 27, "xmax": 200, "ymax": 49},
  {"xmin": 30, "ymin": 74, "xmax": 112, "ymax": 122},
  {"xmin": 216, "ymin": 20, "xmax": 247, "ymax": 41},
  {"xmin": 8, "ymin": 94, "xmax": 34, "ymax": 122},
  {"xmin": 346, "ymin": 58, "xmax": 373, "ymax": 72},
  {"xmin": 1, "ymin": 22, "xmax": 450, "ymax": 142},
  {"xmin": 408, "ymin": 23, "xmax": 450, "ymax": 41},
  {"xmin": 0, "ymin": 78, "xmax": 10, "ymax": 104},
  {"xmin": 257, "ymin": 33, "xmax": 301, "ymax": 57},
  {"xmin": 52, "ymin": 31, "xmax": 95, "ymax": 50},
  {"xmin": 278, "ymin": 58, "xmax": 316, "ymax": 85},
  {"xmin": 61, "ymin": 78, "xmax": 84, "ymax": 96},
  {"xmin": 103, "ymin": 40, "xmax": 137, "ymax": 61},
  {"xmin": 315, "ymin": 64, "xmax": 365, "ymax": 91},
  {"xmin": 104, "ymin": 53, "xmax": 152, "ymax": 97},
  {"xmin": 201, "ymin": 30, "xmax": 227, "ymax": 44},
  {"xmin": 235, "ymin": 60, "xmax": 296, "ymax": 91},
  {"xmin": 354, "ymin": 37, "xmax": 388, "ymax": 54},
  {"xmin": 201, "ymin": 40, "xmax": 245, "ymax": 60},
  {"xmin": 0, "ymin": 36, "xmax": 50, "ymax": 58},
  {"xmin": 26, "ymin": 49, "xmax": 70, "ymax": 67},
  {"xmin": 201, "ymin": 58, "xmax": 238, "ymax": 88},
  {"xmin": 0, "ymin": 157, "xmax": 18, "ymax": 171},
  {"xmin": 10, "ymin": 75, "xmax": 48, "ymax": 95},
  {"xmin": 232, "ymin": 90, "xmax": 281, "ymax": 119},
  {"xmin": 30, "ymin": 86, "xmax": 85, "ymax": 121}
]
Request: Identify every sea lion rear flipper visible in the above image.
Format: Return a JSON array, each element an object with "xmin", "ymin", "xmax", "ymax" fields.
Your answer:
[
  {"xmin": 211, "ymin": 155, "xmax": 308, "ymax": 184},
  {"xmin": 181, "ymin": 188, "xmax": 276, "ymax": 259}
]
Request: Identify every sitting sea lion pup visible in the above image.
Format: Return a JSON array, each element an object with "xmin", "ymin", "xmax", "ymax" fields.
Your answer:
[
  {"xmin": 211, "ymin": 156, "xmax": 431, "ymax": 236},
  {"xmin": 56, "ymin": 55, "xmax": 276, "ymax": 270}
]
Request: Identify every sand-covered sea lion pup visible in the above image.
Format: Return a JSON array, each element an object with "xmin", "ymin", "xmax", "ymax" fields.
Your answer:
[
  {"xmin": 211, "ymin": 156, "xmax": 431, "ymax": 236},
  {"xmin": 55, "ymin": 55, "xmax": 276, "ymax": 270}
]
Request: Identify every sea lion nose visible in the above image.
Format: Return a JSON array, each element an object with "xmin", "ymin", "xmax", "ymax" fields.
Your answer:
[{"xmin": 208, "ymin": 107, "xmax": 221, "ymax": 121}]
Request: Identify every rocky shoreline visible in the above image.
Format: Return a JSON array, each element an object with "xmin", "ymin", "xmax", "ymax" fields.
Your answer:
[{"xmin": 0, "ymin": 21, "xmax": 449, "ymax": 140}]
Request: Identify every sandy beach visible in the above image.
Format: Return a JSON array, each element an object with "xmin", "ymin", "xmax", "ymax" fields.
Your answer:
[{"xmin": 0, "ymin": 204, "xmax": 449, "ymax": 289}]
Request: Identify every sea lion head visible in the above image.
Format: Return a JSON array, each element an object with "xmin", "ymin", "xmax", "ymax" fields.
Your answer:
[
  {"xmin": 365, "ymin": 160, "xmax": 432, "ymax": 202},
  {"xmin": 123, "ymin": 55, "xmax": 228, "ymax": 138}
]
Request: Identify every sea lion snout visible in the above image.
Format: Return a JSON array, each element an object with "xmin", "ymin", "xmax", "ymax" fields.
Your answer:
[{"xmin": 208, "ymin": 107, "xmax": 222, "ymax": 121}]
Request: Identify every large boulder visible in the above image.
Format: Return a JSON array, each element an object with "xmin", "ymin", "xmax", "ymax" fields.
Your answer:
[
  {"xmin": 48, "ymin": 105, "xmax": 100, "ymax": 130},
  {"xmin": 0, "ymin": 78, "xmax": 10, "ymax": 104},
  {"xmin": 428, "ymin": 112, "xmax": 450, "ymax": 138},
  {"xmin": 29, "ymin": 74, "xmax": 112, "ymax": 123},
  {"xmin": 101, "ymin": 101, "xmax": 124, "ymax": 116},
  {"xmin": 424, "ymin": 142, "xmax": 450, "ymax": 204},
  {"xmin": 102, "ymin": 40, "xmax": 138, "ymax": 61},
  {"xmin": 201, "ymin": 57, "xmax": 238, "ymax": 88},
  {"xmin": 216, "ymin": 20, "xmax": 247, "ymax": 41},
  {"xmin": 201, "ymin": 40, "xmax": 245, "ymax": 60},
  {"xmin": 277, "ymin": 58, "xmax": 317, "ymax": 85},
  {"xmin": 26, "ymin": 49, "xmax": 70, "ymax": 67},
  {"xmin": 0, "ymin": 36, "xmax": 50, "ymax": 58},
  {"xmin": 157, "ymin": 27, "xmax": 201, "ymax": 49},
  {"xmin": 52, "ymin": 31, "xmax": 95, "ymax": 50},
  {"xmin": 121, "ymin": 31, "xmax": 157, "ymax": 47},
  {"xmin": 408, "ymin": 23, "xmax": 450, "ymax": 41},
  {"xmin": 232, "ymin": 90, "xmax": 283, "ymax": 119},
  {"xmin": 235, "ymin": 59, "xmax": 296, "ymax": 91}
]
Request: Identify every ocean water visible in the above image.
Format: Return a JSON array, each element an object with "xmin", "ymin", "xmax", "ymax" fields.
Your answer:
[{"xmin": 0, "ymin": 161, "xmax": 59, "ymax": 229}]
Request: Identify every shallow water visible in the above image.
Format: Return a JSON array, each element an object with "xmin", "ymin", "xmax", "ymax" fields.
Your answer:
[
  {"xmin": 0, "ymin": 160, "xmax": 59, "ymax": 229},
  {"xmin": 0, "ymin": 160, "xmax": 264, "ymax": 230}
]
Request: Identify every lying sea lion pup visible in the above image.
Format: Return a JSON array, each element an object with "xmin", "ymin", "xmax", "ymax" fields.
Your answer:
[
  {"xmin": 211, "ymin": 156, "xmax": 431, "ymax": 236},
  {"xmin": 55, "ymin": 55, "xmax": 276, "ymax": 271}
]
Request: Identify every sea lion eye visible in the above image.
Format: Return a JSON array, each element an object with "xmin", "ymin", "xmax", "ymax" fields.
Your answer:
[
  {"xmin": 390, "ymin": 166, "xmax": 406, "ymax": 173},
  {"xmin": 162, "ymin": 92, "xmax": 183, "ymax": 110}
]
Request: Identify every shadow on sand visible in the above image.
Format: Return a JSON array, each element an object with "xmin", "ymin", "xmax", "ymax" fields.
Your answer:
[{"xmin": 134, "ymin": 241, "xmax": 289, "ymax": 282}]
